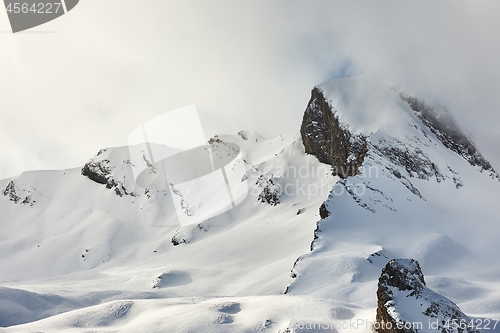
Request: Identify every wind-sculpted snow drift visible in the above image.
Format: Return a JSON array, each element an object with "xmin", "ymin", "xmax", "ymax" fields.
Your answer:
[{"xmin": 1, "ymin": 77, "xmax": 499, "ymax": 332}]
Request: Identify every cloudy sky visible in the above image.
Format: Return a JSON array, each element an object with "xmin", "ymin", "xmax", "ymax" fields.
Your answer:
[{"xmin": 1, "ymin": 0, "xmax": 499, "ymax": 180}]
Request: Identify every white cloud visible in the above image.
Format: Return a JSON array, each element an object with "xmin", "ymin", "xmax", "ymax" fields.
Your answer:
[{"xmin": 0, "ymin": 0, "xmax": 499, "ymax": 179}]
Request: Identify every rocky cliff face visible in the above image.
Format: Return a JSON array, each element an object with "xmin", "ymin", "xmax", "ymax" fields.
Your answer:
[
  {"xmin": 299, "ymin": 83, "xmax": 497, "ymax": 217},
  {"xmin": 400, "ymin": 94, "xmax": 499, "ymax": 180},
  {"xmin": 376, "ymin": 259, "xmax": 480, "ymax": 333},
  {"xmin": 300, "ymin": 87, "xmax": 368, "ymax": 178}
]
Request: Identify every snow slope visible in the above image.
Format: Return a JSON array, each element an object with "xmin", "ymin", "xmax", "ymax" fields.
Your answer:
[{"xmin": 0, "ymin": 130, "xmax": 342, "ymax": 331}]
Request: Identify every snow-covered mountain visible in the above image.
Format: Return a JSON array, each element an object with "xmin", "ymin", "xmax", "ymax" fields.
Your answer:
[{"xmin": 1, "ymin": 77, "xmax": 499, "ymax": 332}]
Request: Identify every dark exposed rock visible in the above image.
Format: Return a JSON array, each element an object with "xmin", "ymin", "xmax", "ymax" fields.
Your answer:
[
  {"xmin": 367, "ymin": 249, "xmax": 390, "ymax": 264},
  {"xmin": 310, "ymin": 221, "xmax": 320, "ymax": 251},
  {"xmin": 378, "ymin": 259, "xmax": 426, "ymax": 298},
  {"xmin": 81, "ymin": 159, "xmax": 111, "ymax": 186},
  {"xmin": 289, "ymin": 257, "xmax": 302, "ymax": 280},
  {"xmin": 3, "ymin": 181, "xmax": 22, "ymax": 203},
  {"xmin": 237, "ymin": 131, "xmax": 248, "ymax": 141},
  {"xmin": 171, "ymin": 233, "xmax": 186, "ymax": 246},
  {"xmin": 376, "ymin": 259, "xmax": 480, "ymax": 333},
  {"xmin": 169, "ymin": 183, "xmax": 193, "ymax": 216},
  {"xmin": 171, "ymin": 225, "xmax": 207, "ymax": 247},
  {"xmin": 81, "ymin": 154, "xmax": 134, "ymax": 197},
  {"xmin": 373, "ymin": 137, "xmax": 444, "ymax": 182},
  {"xmin": 376, "ymin": 259, "xmax": 424, "ymax": 333},
  {"xmin": 256, "ymin": 175, "xmax": 281, "ymax": 206},
  {"xmin": 300, "ymin": 87, "xmax": 368, "ymax": 178},
  {"xmin": 319, "ymin": 202, "xmax": 329, "ymax": 219},
  {"xmin": 2, "ymin": 180, "xmax": 36, "ymax": 206},
  {"xmin": 401, "ymin": 94, "xmax": 499, "ymax": 180}
]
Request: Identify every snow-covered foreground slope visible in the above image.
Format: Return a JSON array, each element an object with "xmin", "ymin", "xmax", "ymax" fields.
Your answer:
[
  {"xmin": 1, "ymin": 295, "xmax": 378, "ymax": 333},
  {"xmin": 0, "ymin": 130, "xmax": 343, "ymax": 331},
  {"xmin": 1, "ymin": 77, "xmax": 499, "ymax": 332}
]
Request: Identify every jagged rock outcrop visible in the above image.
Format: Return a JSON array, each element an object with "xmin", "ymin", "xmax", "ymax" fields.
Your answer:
[
  {"xmin": 171, "ymin": 228, "xmax": 189, "ymax": 246},
  {"xmin": 400, "ymin": 94, "xmax": 499, "ymax": 180},
  {"xmin": 2, "ymin": 180, "xmax": 36, "ymax": 206},
  {"xmin": 300, "ymin": 87, "xmax": 368, "ymax": 178},
  {"xmin": 376, "ymin": 259, "xmax": 480, "ymax": 333},
  {"xmin": 81, "ymin": 159, "xmax": 113, "ymax": 185},
  {"xmin": 319, "ymin": 202, "xmax": 329, "ymax": 219},
  {"xmin": 256, "ymin": 175, "xmax": 281, "ymax": 206},
  {"xmin": 81, "ymin": 149, "xmax": 134, "ymax": 197}
]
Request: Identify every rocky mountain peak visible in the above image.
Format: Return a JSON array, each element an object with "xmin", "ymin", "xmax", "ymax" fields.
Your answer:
[
  {"xmin": 301, "ymin": 78, "xmax": 498, "ymax": 185},
  {"xmin": 400, "ymin": 94, "xmax": 499, "ymax": 180},
  {"xmin": 300, "ymin": 87, "xmax": 368, "ymax": 178},
  {"xmin": 376, "ymin": 259, "xmax": 481, "ymax": 333},
  {"xmin": 378, "ymin": 259, "xmax": 426, "ymax": 301}
]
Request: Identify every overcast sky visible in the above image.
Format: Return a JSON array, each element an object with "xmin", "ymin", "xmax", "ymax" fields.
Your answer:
[{"xmin": 1, "ymin": 0, "xmax": 499, "ymax": 180}]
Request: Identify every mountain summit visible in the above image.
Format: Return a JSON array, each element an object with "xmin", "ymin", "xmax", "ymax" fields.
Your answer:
[{"xmin": 301, "ymin": 77, "xmax": 498, "ymax": 181}]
